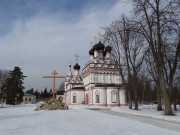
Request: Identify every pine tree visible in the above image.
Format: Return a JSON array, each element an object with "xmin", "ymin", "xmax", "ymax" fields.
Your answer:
[{"xmin": 4, "ymin": 66, "xmax": 26, "ymax": 105}]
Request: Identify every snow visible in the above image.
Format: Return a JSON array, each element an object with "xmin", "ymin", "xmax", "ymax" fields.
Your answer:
[
  {"xmin": 0, "ymin": 104, "xmax": 179, "ymax": 135},
  {"xmin": 111, "ymin": 105, "xmax": 180, "ymax": 123}
]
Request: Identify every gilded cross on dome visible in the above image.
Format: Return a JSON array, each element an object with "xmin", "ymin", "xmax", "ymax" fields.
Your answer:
[
  {"xmin": 91, "ymin": 32, "xmax": 102, "ymax": 46},
  {"xmin": 97, "ymin": 32, "xmax": 102, "ymax": 41}
]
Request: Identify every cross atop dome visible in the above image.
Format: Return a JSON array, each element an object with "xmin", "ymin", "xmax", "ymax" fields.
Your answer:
[
  {"xmin": 97, "ymin": 32, "xmax": 102, "ymax": 42},
  {"xmin": 75, "ymin": 54, "xmax": 79, "ymax": 63},
  {"xmin": 91, "ymin": 32, "xmax": 103, "ymax": 46}
]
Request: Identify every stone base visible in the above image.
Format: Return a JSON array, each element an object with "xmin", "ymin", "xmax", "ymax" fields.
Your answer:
[{"xmin": 35, "ymin": 99, "xmax": 68, "ymax": 111}]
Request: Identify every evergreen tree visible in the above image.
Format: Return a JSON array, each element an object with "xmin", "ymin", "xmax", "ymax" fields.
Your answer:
[
  {"xmin": 34, "ymin": 90, "xmax": 40, "ymax": 99},
  {"xmin": 26, "ymin": 88, "xmax": 34, "ymax": 95},
  {"xmin": 43, "ymin": 87, "xmax": 48, "ymax": 98},
  {"xmin": 3, "ymin": 66, "xmax": 26, "ymax": 105}
]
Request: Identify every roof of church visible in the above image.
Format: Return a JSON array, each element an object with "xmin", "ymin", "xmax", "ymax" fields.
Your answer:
[
  {"xmin": 89, "ymin": 48, "xmax": 94, "ymax": 55},
  {"xmin": 65, "ymin": 74, "xmax": 83, "ymax": 84},
  {"xmin": 92, "ymin": 41, "xmax": 105, "ymax": 51},
  {"xmin": 56, "ymin": 91, "xmax": 65, "ymax": 95},
  {"xmin": 95, "ymin": 84, "xmax": 122, "ymax": 87},
  {"xmin": 73, "ymin": 63, "xmax": 80, "ymax": 70},
  {"xmin": 105, "ymin": 45, "xmax": 112, "ymax": 52},
  {"xmin": 71, "ymin": 87, "xmax": 85, "ymax": 89},
  {"xmin": 97, "ymin": 41, "xmax": 105, "ymax": 50}
]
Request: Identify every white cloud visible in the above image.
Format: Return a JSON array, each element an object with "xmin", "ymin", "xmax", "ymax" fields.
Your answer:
[{"xmin": 0, "ymin": 0, "xmax": 132, "ymax": 91}]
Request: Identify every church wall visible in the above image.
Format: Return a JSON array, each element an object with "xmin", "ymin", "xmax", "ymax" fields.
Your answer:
[
  {"xmin": 88, "ymin": 90, "xmax": 93, "ymax": 105},
  {"xmin": 92, "ymin": 87, "xmax": 106, "ymax": 106},
  {"xmin": 119, "ymin": 88, "xmax": 126, "ymax": 106},
  {"xmin": 64, "ymin": 92, "xmax": 70, "ymax": 105},
  {"xmin": 97, "ymin": 74, "xmax": 103, "ymax": 83},
  {"xmin": 84, "ymin": 91, "xmax": 90, "ymax": 104},
  {"xmin": 64, "ymin": 82, "xmax": 68, "ymax": 91},
  {"xmin": 104, "ymin": 74, "xmax": 110, "ymax": 83},
  {"xmin": 70, "ymin": 90, "xmax": 84, "ymax": 104},
  {"xmin": 106, "ymin": 87, "xmax": 120, "ymax": 107},
  {"xmin": 83, "ymin": 74, "xmax": 91, "ymax": 86}
]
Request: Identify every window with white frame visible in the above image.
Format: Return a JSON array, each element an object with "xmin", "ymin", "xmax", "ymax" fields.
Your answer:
[
  {"xmin": 95, "ymin": 91, "xmax": 100, "ymax": 103},
  {"xmin": 73, "ymin": 93, "xmax": 77, "ymax": 103},
  {"xmin": 111, "ymin": 91, "xmax": 117, "ymax": 103}
]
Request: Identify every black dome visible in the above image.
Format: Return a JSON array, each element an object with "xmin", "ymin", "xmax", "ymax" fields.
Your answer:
[
  {"xmin": 89, "ymin": 48, "xmax": 94, "ymax": 55},
  {"xmin": 105, "ymin": 45, "xmax": 112, "ymax": 52},
  {"xmin": 73, "ymin": 63, "xmax": 80, "ymax": 70},
  {"xmin": 97, "ymin": 41, "xmax": 105, "ymax": 50},
  {"xmin": 93, "ymin": 44, "xmax": 99, "ymax": 51}
]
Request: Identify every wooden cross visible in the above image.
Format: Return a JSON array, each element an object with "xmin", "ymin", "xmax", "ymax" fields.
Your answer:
[{"xmin": 43, "ymin": 70, "xmax": 65, "ymax": 100}]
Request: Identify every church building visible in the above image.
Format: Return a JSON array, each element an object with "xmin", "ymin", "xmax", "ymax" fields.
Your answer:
[{"xmin": 64, "ymin": 42, "xmax": 126, "ymax": 107}]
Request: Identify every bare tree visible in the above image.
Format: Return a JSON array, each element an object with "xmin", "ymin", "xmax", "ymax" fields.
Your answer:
[
  {"xmin": 103, "ymin": 16, "xmax": 132, "ymax": 109},
  {"xmin": 130, "ymin": 0, "xmax": 180, "ymax": 115},
  {"xmin": 103, "ymin": 16, "xmax": 146, "ymax": 110},
  {"xmin": 145, "ymin": 51, "xmax": 163, "ymax": 111},
  {"xmin": 0, "ymin": 69, "xmax": 10, "ymax": 105}
]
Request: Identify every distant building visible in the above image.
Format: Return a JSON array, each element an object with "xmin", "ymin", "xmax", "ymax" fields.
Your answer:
[
  {"xmin": 64, "ymin": 42, "xmax": 126, "ymax": 107},
  {"xmin": 23, "ymin": 94, "xmax": 36, "ymax": 104}
]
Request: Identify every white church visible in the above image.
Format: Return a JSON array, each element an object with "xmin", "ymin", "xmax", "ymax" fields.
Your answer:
[{"xmin": 64, "ymin": 41, "xmax": 126, "ymax": 107}]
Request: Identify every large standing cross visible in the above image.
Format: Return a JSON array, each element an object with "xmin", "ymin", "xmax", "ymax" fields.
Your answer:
[{"xmin": 43, "ymin": 70, "xmax": 65, "ymax": 100}]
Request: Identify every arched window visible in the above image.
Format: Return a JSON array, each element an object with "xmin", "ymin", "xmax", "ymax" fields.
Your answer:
[
  {"xmin": 111, "ymin": 91, "xmax": 117, "ymax": 103},
  {"xmin": 73, "ymin": 93, "xmax": 77, "ymax": 103},
  {"xmin": 73, "ymin": 96, "xmax": 76, "ymax": 103},
  {"xmin": 95, "ymin": 91, "xmax": 100, "ymax": 103},
  {"xmin": 96, "ymin": 95, "xmax": 100, "ymax": 103}
]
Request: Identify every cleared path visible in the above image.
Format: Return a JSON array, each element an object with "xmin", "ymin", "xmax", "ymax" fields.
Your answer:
[{"xmin": 91, "ymin": 108, "xmax": 180, "ymax": 132}]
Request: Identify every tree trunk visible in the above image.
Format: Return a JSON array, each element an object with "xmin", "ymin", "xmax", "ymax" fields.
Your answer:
[
  {"xmin": 128, "ymin": 91, "xmax": 132, "ymax": 109},
  {"xmin": 127, "ymin": 85, "xmax": 132, "ymax": 109},
  {"xmin": 160, "ymin": 78, "xmax": 173, "ymax": 115},
  {"xmin": 174, "ymin": 98, "xmax": 177, "ymax": 111},
  {"xmin": 157, "ymin": 85, "xmax": 162, "ymax": 111},
  {"xmin": 134, "ymin": 81, "xmax": 138, "ymax": 110}
]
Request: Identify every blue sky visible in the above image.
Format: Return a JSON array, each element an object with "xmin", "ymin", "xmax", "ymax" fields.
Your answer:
[{"xmin": 0, "ymin": 0, "xmax": 131, "ymax": 91}]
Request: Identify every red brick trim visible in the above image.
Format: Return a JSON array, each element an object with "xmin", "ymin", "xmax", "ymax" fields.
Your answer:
[
  {"xmin": 120, "ymin": 104, "xmax": 127, "ymax": 106},
  {"xmin": 93, "ymin": 104, "xmax": 107, "ymax": 106},
  {"xmin": 107, "ymin": 104, "xmax": 120, "ymax": 107}
]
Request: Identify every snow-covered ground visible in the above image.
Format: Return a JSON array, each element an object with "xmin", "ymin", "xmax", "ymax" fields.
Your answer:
[
  {"xmin": 111, "ymin": 105, "xmax": 180, "ymax": 123},
  {"xmin": 0, "ymin": 104, "xmax": 179, "ymax": 135}
]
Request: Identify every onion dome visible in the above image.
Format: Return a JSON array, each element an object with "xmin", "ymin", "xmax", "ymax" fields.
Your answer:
[
  {"xmin": 105, "ymin": 45, "xmax": 112, "ymax": 52},
  {"xmin": 73, "ymin": 63, "xmax": 80, "ymax": 70},
  {"xmin": 97, "ymin": 41, "xmax": 105, "ymax": 50},
  {"xmin": 93, "ymin": 44, "xmax": 99, "ymax": 51},
  {"xmin": 89, "ymin": 48, "xmax": 94, "ymax": 55}
]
